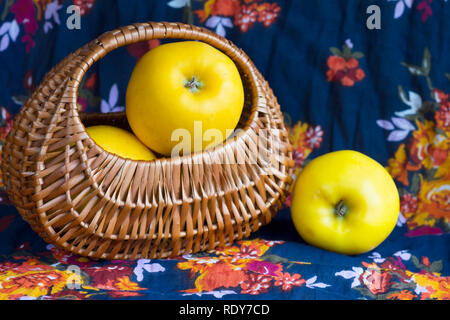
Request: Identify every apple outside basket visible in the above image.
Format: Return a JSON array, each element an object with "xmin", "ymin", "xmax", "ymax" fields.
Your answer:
[{"xmin": 1, "ymin": 22, "xmax": 294, "ymax": 260}]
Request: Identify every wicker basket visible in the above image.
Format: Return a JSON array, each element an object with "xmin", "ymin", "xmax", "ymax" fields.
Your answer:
[{"xmin": 1, "ymin": 22, "xmax": 294, "ymax": 260}]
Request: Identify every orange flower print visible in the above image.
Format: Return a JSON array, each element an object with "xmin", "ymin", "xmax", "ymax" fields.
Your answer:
[
  {"xmin": 114, "ymin": 276, "xmax": 146, "ymax": 292},
  {"xmin": 256, "ymin": 2, "xmax": 281, "ymax": 27},
  {"xmin": 274, "ymin": 272, "xmax": 306, "ymax": 291},
  {"xmin": 191, "ymin": 261, "xmax": 248, "ymax": 293},
  {"xmin": 407, "ymin": 272, "xmax": 450, "ymax": 300},
  {"xmin": 388, "ymin": 290, "xmax": 417, "ymax": 300},
  {"xmin": 387, "ymin": 143, "xmax": 410, "ymax": 186},
  {"xmin": 0, "ymin": 258, "xmax": 76, "ymax": 299},
  {"xmin": 194, "ymin": 0, "xmax": 240, "ymax": 23},
  {"xmin": 416, "ymin": 173, "xmax": 450, "ymax": 222},
  {"xmin": 284, "ymin": 121, "xmax": 324, "ymax": 207},
  {"xmin": 211, "ymin": 0, "xmax": 240, "ymax": 17},
  {"xmin": 326, "ymin": 40, "xmax": 365, "ymax": 87},
  {"xmin": 408, "ymin": 119, "xmax": 447, "ymax": 169},
  {"xmin": 433, "ymin": 89, "xmax": 450, "ymax": 134},
  {"xmin": 234, "ymin": 3, "xmax": 258, "ymax": 32}
]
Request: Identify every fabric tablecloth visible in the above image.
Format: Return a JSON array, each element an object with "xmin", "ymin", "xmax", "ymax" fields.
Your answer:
[{"xmin": 0, "ymin": 0, "xmax": 448, "ymax": 300}]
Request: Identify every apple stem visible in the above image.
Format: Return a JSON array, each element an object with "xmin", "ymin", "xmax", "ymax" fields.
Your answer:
[
  {"xmin": 184, "ymin": 76, "xmax": 204, "ymax": 93},
  {"xmin": 335, "ymin": 200, "xmax": 349, "ymax": 217}
]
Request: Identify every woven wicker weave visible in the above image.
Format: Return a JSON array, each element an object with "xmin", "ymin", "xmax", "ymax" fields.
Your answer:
[{"xmin": 1, "ymin": 22, "xmax": 294, "ymax": 260}]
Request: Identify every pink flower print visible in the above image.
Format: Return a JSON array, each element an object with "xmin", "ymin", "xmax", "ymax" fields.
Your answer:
[{"xmin": 246, "ymin": 260, "xmax": 281, "ymax": 276}]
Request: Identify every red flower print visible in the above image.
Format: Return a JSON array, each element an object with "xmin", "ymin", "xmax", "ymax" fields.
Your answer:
[
  {"xmin": 77, "ymin": 97, "xmax": 88, "ymax": 112},
  {"xmin": 0, "ymin": 215, "xmax": 15, "ymax": 232},
  {"xmin": 380, "ymin": 257, "xmax": 408, "ymax": 281},
  {"xmin": 195, "ymin": 0, "xmax": 281, "ymax": 34},
  {"xmin": 355, "ymin": 68, "xmax": 366, "ymax": 80},
  {"xmin": 84, "ymin": 72, "xmax": 97, "ymax": 90},
  {"xmin": 108, "ymin": 290, "xmax": 143, "ymax": 298},
  {"xmin": 10, "ymin": 0, "xmax": 37, "ymax": 34},
  {"xmin": 284, "ymin": 192, "xmax": 292, "ymax": 207},
  {"xmin": 345, "ymin": 58, "xmax": 359, "ymax": 69},
  {"xmin": 421, "ymin": 256, "xmax": 431, "ymax": 267},
  {"xmin": 257, "ymin": 3, "xmax": 281, "ymax": 27},
  {"xmin": 0, "ymin": 261, "xmax": 19, "ymax": 274},
  {"xmin": 359, "ymin": 268, "xmax": 393, "ymax": 295},
  {"xmin": 73, "ymin": 0, "xmax": 96, "ymax": 16},
  {"xmin": 234, "ymin": 4, "xmax": 258, "ymax": 32},
  {"xmin": 15, "ymin": 242, "xmax": 32, "ymax": 251},
  {"xmin": 23, "ymin": 71, "xmax": 34, "ymax": 92},
  {"xmin": 21, "ymin": 34, "xmax": 35, "ymax": 53},
  {"xmin": 428, "ymin": 145, "xmax": 447, "ymax": 167},
  {"xmin": 340, "ymin": 75, "xmax": 355, "ymax": 87},
  {"xmin": 305, "ymin": 125, "xmax": 324, "ymax": 149},
  {"xmin": 274, "ymin": 272, "xmax": 306, "ymax": 291},
  {"xmin": 416, "ymin": 0, "xmax": 433, "ymax": 22},
  {"xmin": 85, "ymin": 265, "xmax": 133, "ymax": 289},
  {"xmin": 433, "ymin": 90, "xmax": 450, "ymax": 131},
  {"xmin": 435, "ymin": 107, "xmax": 450, "ymax": 129},
  {"xmin": 126, "ymin": 39, "xmax": 160, "ymax": 60},
  {"xmin": 434, "ymin": 89, "xmax": 449, "ymax": 104},
  {"xmin": 400, "ymin": 193, "xmax": 418, "ymax": 214},
  {"xmin": 211, "ymin": 0, "xmax": 240, "ymax": 17},
  {"xmin": 327, "ymin": 56, "xmax": 365, "ymax": 86},
  {"xmin": 47, "ymin": 289, "xmax": 88, "ymax": 300},
  {"xmin": 292, "ymin": 148, "xmax": 305, "ymax": 167},
  {"xmin": 0, "ymin": 107, "xmax": 13, "ymax": 139},
  {"xmin": 326, "ymin": 44, "xmax": 365, "ymax": 87},
  {"xmin": 327, "ymin": 55, "xmax": 347, "ymax": 73},
  {"xmin": 10, "ymin": 0, "xmax": 38, "ymax": 52},
  {"xmin": 240, "ymin": 273, "xmax": 272, "ymax": 295}
]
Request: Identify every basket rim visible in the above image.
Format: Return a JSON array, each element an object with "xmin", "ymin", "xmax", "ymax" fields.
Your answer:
[{"xmin": 70, "ymin": 22, "xmax": 263, "ymax": 166}]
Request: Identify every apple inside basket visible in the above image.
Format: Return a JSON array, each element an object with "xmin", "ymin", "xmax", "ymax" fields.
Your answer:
[{"xmin": 79, "ymin": 40, "xmax": 253, "ymax": 160}]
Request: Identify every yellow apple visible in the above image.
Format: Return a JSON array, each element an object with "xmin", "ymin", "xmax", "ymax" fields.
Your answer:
[
  {"xmin": 125, "ymin": 41, "xmax": 244, "ymax": 156},
  {"xmin": 86, "ymin": 125, "xmax": 156, "ymax": 161},
  {"xmin": 290, "ymin": 150, "xmax": 400, "ymax": 255}
]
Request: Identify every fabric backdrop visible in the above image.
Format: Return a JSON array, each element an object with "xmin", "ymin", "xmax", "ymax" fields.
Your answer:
[{"xmin": 0, "ymin": 0, "xmax": 448, "ymax": 300}]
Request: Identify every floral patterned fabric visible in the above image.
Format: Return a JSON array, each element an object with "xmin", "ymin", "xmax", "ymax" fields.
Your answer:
[{"xmin": 0, "ymin": 0, "xmax": 449, "ymax": 300}]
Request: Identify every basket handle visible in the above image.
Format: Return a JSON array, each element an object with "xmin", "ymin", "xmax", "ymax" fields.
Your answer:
[{"xmin": 66, "ymin": 21, "xmax": 260, "ymax": 114}]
